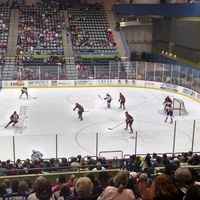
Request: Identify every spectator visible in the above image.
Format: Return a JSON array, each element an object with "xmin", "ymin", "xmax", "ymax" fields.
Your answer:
[
  {"xmin": 140, "ymin": 154, "xmax": 152, "ymax": 173},
  {"xmin": 67, "ymin": 174, "xmax": 76, "ymax": 195},
  {"xmin": 18, "ymin": 180, "xmax": 30, "ymax": 195},
  {"xmin": 0, "ymin": 183, "xmax": 7, "ymax": 198},
  {"xmin": 4, "ymin": 179, "xmax": 28, "ymax": 200},
  {"xmin": 114, "ymin": 21, "xmax": 120, "ymax": 32},
  {"xmin": 184, "ymin": 184, "xmax": 200, "ymax": 200},
  {"xmin": 52, "ymin": 175, "xmax": 66, "ymax": 199},
  {"xmin": 84, "ymin": 172, "xmax": 103, "ymax": 200},
  {"xmin": 75, "ymin": 177, "xmax": 93, "ymax": 200},
  {"xmin": 70, "ymin": 157, "xmax": 80, "ymax": 171},
  {"xmin": 36, "ymin": 181, "xmax": 52, "ymax": 200},
  {"xmin": 141, "ymin": 174, "xmax": 183, "ymax": 200},
  {"xmin": 57, "ymin": 183, "xmax": 75, "ymax": 200},
  {"xmin": 173, "ymin": 167, "xmax": 194, "ymax": 197},
  {"xmin": 97, "ymin": 171, "xmax": 135, "ymax": 200},
  {"xmin": 2, "ymin": 179, "xmax": 11, "ymax": 193},
  {"xmin": 92, "ymin": 162, "xmax": 105, "ymax": 171},
  {"xmin": 27, "ymin": 176, "xmax": 52, "ymax": 200},
  {"xmin": 61, "ymin": 21, "xmax": 66, "ymax": 30}
]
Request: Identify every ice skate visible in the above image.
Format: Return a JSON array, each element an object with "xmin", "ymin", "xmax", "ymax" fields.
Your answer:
[
  {"xmin": 124, "ymin": 127, "xmax": 127, "ymax": 130},
  {"xmin": 130, "ymin": 131, "xmax": 133, "ymax": 133}
]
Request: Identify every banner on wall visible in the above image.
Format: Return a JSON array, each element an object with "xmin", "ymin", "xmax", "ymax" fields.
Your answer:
[
  {"xmin": 57, "ymin": 80, "xmax": 72, "ymax": 86},
  {"xmin": 3, "ymin": 80, "xmax": 26, "ymax": 87},
  {"xmin": 117, "ymin": 79, "xmax": 137, "ymax": 86},
  {"xmin": 183, "ymin": 88, "xmax": 196, "ymax": 97},
  {"xmin": 0, "ymin": 80, "xmax": 2, "ymax": 89},
  {"xmin": 27, "ymin": 80, "xmax": 49, "ymax": 86},
  {"xmin": 96, "ymin": 79, "xmax": 114, "ymax": 86},
  {"xmin": 74, "ymin": 80, "xmax": 94, "ymax": 86},
  {"xmin": 160, "ymin": 83, "xmax": 178, "ymax": 92}
]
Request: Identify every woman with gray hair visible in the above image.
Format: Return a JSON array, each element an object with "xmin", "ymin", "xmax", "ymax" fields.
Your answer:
[{"xmin": 75, "ymin": 177, "xmax": 93, "ymax": 200}]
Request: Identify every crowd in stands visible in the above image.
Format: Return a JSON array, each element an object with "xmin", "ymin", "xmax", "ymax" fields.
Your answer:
[
  {"xmin": 11, "ymin": 55, "xmax": 65, "ymax": 80},
  {"xmin": 16, "ymin": 1, "xmax": 63, "ymax": 56},
  {"xmin": 0, "ymin": 151, "xmax": 200, "ymax": 199},
  {"xmin": 0, "ymin": 2, "xmax": 10, "ymax": 57}
]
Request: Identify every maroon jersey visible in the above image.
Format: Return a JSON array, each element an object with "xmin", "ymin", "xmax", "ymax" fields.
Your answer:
[
  {"xmin": 74, "ymin": 103, "xmax": 84, "ymax": 112},
  {"xmin": 164, "ymin": 96, "xmax": 172, "ymax": 104},
  {"xmin": 126, "ymin": 113, "xmax": 133, "ymax": 122},
  {"xmin": 10, "ymin": 113, "xmax": 19, "ymax": 122},
  {"xmin": 119, "ymin": 93, "xmax": 125, "ymax": 102}
]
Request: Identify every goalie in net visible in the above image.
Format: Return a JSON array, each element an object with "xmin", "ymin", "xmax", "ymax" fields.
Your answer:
[{"xmin": 173, "ymin": 98, "xmax": 188, "ymax": 115}]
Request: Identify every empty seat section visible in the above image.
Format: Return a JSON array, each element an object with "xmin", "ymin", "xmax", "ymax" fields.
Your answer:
[{"xmin": 67, "ymin": 3, "xmax": 117, "ymax": 53}]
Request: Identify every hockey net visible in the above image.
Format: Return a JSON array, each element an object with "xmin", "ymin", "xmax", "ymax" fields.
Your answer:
[{"xmin": 173, "ymin": 98, "xmax": 188, "ymax": 115}]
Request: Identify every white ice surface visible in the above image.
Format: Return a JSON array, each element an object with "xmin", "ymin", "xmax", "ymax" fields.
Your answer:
[{"xmin": 0, "ymin": 87, "xmax": 200, "ymax": 161}]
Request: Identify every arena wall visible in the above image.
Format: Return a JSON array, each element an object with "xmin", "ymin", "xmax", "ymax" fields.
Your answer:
[{"xmin": 2, "ymin": 79, "xmax": 200, "ymax": 102}]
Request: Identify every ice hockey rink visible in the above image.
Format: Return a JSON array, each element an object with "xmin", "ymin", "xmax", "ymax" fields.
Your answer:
[{"xmin": 0, "ymin": 87, "xmax": 200, "ymax": 161}]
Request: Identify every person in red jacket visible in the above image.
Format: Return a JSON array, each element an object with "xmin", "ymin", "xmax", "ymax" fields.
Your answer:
[
  {"xmin": 5, "ymin": 111, "xmax": 19, "ymax": 128},
  {"xmin": 119, "ymin": 92, "xmax": 126, "ymax": 110},
  {"xmin": 73, "ymin": 103, "xmax": 84, "ymax": 121},
  {"xmin": 125, "ymin": 111, "xmax": 134, "ymax": 133}
]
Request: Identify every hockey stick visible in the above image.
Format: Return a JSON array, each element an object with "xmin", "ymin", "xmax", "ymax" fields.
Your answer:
[
  {"xmin": 108, "ymin": 122, "xmax": 125, "ymax": 130},
  {"xmin": 98, "ymin": 95, "xmax": 103, "ymax": 100},
  {"xmin": 28, "ymin": 95, "xmax": 37, "ymax": 99},
  {"xmin": 73, "ymin": 110, "xmax": 89, "ymax": 113},
  {"xmin": 0, "ymin": 123, "xmax": 7, "ymax": 127}
]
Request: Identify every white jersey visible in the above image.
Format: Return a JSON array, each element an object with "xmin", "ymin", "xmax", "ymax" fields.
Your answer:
[
  {"xmin": 21, "ymin": 87, "xmax": 27, "ymax": 92},
  {"xmin": 31, "ymin": 151, "xmax": 43, "ymax": 162},
  {"xmin": 106, "ymin": 94, "xmax": 112, "ymax": 101}
]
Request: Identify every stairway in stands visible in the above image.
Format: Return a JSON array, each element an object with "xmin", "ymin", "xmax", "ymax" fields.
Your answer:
[
  {"xmin": 62, "ymin": 10, "xmax": 76, "ymax": 79},
  {"xmin": 2, "ymin": 9, "xmax": 19, "ymax": 80}
]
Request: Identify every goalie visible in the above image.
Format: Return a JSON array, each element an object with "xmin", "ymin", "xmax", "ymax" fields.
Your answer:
[
  {"xmin": 165, "ymin": 108, "xmax": 174, "ymax": 123},
  {"xmin": 163, "ymin": 96, "xmax": 172, "ymax": 112}
]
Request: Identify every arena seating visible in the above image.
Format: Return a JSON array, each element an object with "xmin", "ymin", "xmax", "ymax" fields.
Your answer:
[
  {"xmin": 67, "ymin": 3, "xmax": 117, "ymax": 53},
  {"xmin": 0, "ymin": 4, "xmax": 10, "ymax": 55},
  {"xmin": 21, "ymin": 56, "xmax": 65, "ymax": 80},
  {"xmin": 17, "ymin": 3, "xmax": 63, "ymax": 56},
  {"xmin": 75, "ymin": 57, "xmax": 119, "ymax": 79}
]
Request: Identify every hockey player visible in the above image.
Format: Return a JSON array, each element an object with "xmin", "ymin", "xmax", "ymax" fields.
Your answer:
[
  {"xmin": 119, "ymin": 92, "xmax": 126, "ymax": 110},
  {"xmin": 165, "ymin": 108, "xmax": 174, "ymax": 123},
  {"xmin": 163, "ymin": 96, "xmax": 172, "ymax": 112},
  {"xmin": 5, "ymin": 111, "xmax": 19, "ymax": 128},
  {"xmin": 31, "ymin": 150, "xmax": 43, "ymax": 162},
  {"xmin": 104, "ymin": 93, "xmax": 112, "ymax": 108},
  {"xmin": 125, "ymin": 111, "xmax": 134, "ymax": 133},
  {"xmin": 19, "ymin": 87, "xmax": 28, "ymax": 99},
  {"xmin": 73, "ymin": 103, "xmax": 84, "ymax": 121}
]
